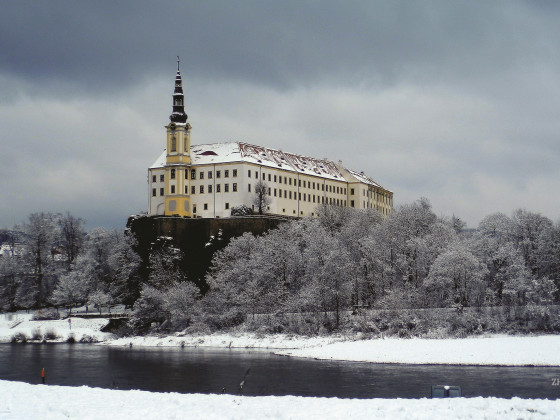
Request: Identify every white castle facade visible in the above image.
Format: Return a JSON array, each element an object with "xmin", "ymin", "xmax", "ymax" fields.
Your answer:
[{"xmin": 148, "ymin": 63, "xmax": 393, "ymax": 219}]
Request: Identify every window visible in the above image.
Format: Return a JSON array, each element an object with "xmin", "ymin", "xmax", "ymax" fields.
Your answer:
[
  {"xmin": 322, "ymin": 184, "xmax": 325, "ymax": 191},
  {"xmin": 191, "ymin": 186, "xmax": 195, "ymax": 194},
  {"xmin": 193, "ymin": 205, "xmax": 197, "ymax": 214},
  {"xmin": 185, "ymin": 170, "xmax": 188, "ymax": 179},
  {"xmin": 225, "ymin": 203, "xmax": 230, "ymax": 210},
  {"xmin": 225, "ymin": 184, "xmax": 229, "ymax": 192},
  {"xmin": 152, "ymin": 175, "xmax": 156, "ymax": 183},
  {"xmin": 216, "ymin": 184, "xmax": 221, "ymax": 193},
  {"xmin": 351, "ymin": 188, "xmax": 355, "ymax": 195},
  {"xmin": 171, "ymin": 169, "xmax": 175, "ymax": 179},
  {"xmin": 248, "ymin": 170, "xmax": 251, "ymax": 177},
  {"xmin": 268, "ymin": 187, "xmax": 271, "ymax": 195},
  {"xmin": 298, "ymin": 193, "xmax": 301, "ymax": 200},
  {"xmin": 268, "ymin": 174, "xmax": 271, "ymax": 182},
  {"xmin": 284, "ymin": 177, "xmax": 287, "ymax": 184},
  {"xmin": 225, "ymin": 170, "xmax": 229, "ymax": 178},
  {"xmin": 274, "ymin": 188, "xmax": 277, "ymax": 197},
  {"xmin": 152, "ymin": 188, "xmax": 156, "ymax": 196},
  {"xmin": 208, "ymin": 171, "xmax": 213, "ymax": 179},
  {"xmin": 233, "ymin": 183, "xmax": 237, "ymax": 192},
  {"xmin": 248, "ymin": 184, "xmax": 251, "ymax": 192},
  {"xmin": 200, "ymin": 185, "xmax": 204, "ymax": 194},
  {"xmin": 208, "ymin": 185, "xmax": 213, "ymax": 193},
  {"xmin": 289, "ymin": 178, "xmax": 292, "ymax": 186},
  {"xmin": 200, "ymin": 171, "xmax": 204, "ymax": 179},
  {"xmin": 233, "ymin": 169, "xmax": 238, "ymax": 177},
  {"xmin": 204, "ymin": 203, "xmax": 208, "ymax": 210},
  {"xmin": 160, "ymin": 188, "xmax": 164, "ymax": 196},
  {"xmin": 279, "ymin": 188, "xmax": 282, "ymax": 197},
  {"xmin": 216, "ymin": 170, "xmax": 221, "ymax": 179},
  {"xmin": 284, "ymin": 190, "xmax": 287, "ymax": 198},
  {"xmin": 171, "ymin": 185, "xmax": 175, "ymax": 194},
  {"xmin": 185, "ymin": 186, "xmax": 188, "ymax": 194},
  {"xmin": 289, "ymin": 191, "xmax": 292, "ymax": 199},
  {"xmin": 171, "ymin": 136, "xmax": 176, "ymax": 152},
  {"xmin": 191, "ymin": 169, "xmax": 196, "ymax": 179},
  {"xmin": 274, "ymin": 175, "xmax": 277, "ymax": 182},
  {"xmin": 298, "ymin": 179, "xmax": 301, "ymax": 187},
  {"xmin": 160, "ymin": 175, "xmax": 164, "ymax": 182}
]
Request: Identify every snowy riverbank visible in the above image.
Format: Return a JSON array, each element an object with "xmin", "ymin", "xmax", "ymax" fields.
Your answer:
[
  {"xmin": 1, "ymin": 380, "xmax": 559, "ymax": 420},
  {"xmin": 0, "ymin": 313, "xmax": 113, "ymax": 343},
  {"xmin": 3, "ymin": 314, "xmax": 560, "ymax": 366},
  {"xmin": 108, "ymin": 333, "xmax": 560, "ymax": 366}
]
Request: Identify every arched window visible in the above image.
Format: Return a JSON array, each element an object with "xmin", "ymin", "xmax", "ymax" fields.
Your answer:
[
  {"xmin": 171, "ymin": 169, "xmax": 175, "ymax": 179},
  {"xmin": 171, "ymin": 136, "xmax": 177, "ymax": 152}
]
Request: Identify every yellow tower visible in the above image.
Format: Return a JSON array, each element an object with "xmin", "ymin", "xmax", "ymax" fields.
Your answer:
[{"xmin": 164, "ymin": 57, "xmax": 192, "ymax": 217}]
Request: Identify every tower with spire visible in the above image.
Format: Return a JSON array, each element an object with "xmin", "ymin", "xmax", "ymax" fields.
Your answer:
[{"xmin": 163, "ymin": 56, "xmax": 192, "ymax": 217}]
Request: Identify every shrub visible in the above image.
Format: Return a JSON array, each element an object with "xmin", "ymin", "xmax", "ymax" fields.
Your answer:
[
  {"xmin": 66, "ymin": 333, "xmax": 76, "ymax": 343},
  {"xmin": 11, "ymin": 332, "xmax": 28, "ymax": 343},
  {"xmin": 31, "ymin": 308, "xmax": 60, "ymax": 321},
  {"xmin": 44, "ymin": 329, "xmax": 59, "ymax": 340},
  {"xmin": 31, "ymin": 328, "xmax": 42, "ymax": 341}
]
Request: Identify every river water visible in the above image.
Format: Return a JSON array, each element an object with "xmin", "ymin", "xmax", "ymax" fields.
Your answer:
[{"xmin": 1, "ymin": 344, "xmax": 559, "ymax": 399}]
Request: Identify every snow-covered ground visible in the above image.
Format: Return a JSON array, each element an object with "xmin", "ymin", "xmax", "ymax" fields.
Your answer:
[
  {"xmin": 1, "ymin": 380, "xmax": 558, "ymax": 420},
  {"xmin": 0, "ymin": 381, "xmax": 560, "ymax": 420},
  {"xmin": 109, "ymin": 333, "xmax": 560, "ymax": 366},
  {"xmin": 0, "ymin": 313, "xmax": 113, "ymax": 343},
  {"xmin": 275, "ymin": 335, "xmax": 560, "ymax": 366}
]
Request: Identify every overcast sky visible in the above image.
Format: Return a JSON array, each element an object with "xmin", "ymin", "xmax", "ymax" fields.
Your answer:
[{"xmin": 1, "ymin": 1, "xmax": 559, "ymax": 229}]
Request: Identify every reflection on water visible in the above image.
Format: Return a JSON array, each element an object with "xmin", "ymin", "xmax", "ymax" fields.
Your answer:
[{"xmin": 1, "ymin": 344, "xmax": 559, "ymax": 399}]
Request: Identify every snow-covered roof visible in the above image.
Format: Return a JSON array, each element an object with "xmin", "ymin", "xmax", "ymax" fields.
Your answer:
[
  {"xmin": 150, "ymin": 141, "xmax": 388, "ymax": 188},
  {"xmin": 149, "ymin": 150, "xmax": 167, "ymax": 169},
  {"xmin": 345, "ymin": 168, "xmax": 387, "ymax": 190}
]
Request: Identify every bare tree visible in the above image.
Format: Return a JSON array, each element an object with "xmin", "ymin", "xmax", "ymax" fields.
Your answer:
[
  {"xmin": 57, "ymin": 212, "xmax": 85, "ymax": 270},
  {"xmin": 23, "ymin": 213, "xmax": 56, "ymax": 306},
  {"xmin": 252, "ymin": 181, "xmax": 271, "ymax": 215}
]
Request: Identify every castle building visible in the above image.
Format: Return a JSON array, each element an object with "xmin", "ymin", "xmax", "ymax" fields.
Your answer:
[{"xmin": 148, "ymin": 61, "xmax": 393, "ymax": 219}]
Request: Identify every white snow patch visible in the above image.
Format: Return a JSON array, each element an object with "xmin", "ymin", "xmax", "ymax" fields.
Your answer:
[
  {"xmin": 0, "ymin": 315, "xmax": 113, "ymax": 343},
  {"xmin": 1, "ymin": 380, "xmax": 558, "ymax": 420},
  {"xmin": 276, "ymin": 335, "xmax": 560, "ymax": 366}
]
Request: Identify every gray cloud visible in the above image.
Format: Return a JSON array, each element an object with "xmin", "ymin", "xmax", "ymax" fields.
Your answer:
[{"xmin": 1, "ymin": 1, "xmax": 559, "ymax": 228}]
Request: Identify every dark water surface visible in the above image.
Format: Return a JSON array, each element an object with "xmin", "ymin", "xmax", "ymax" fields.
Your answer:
[{"xmin": 1, "ymin": 344, "xmax": 559, "ymax": 399}]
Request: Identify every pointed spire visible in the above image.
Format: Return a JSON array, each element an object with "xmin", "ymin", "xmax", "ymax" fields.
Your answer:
[{"xmin": 170, "ymin": 56, "xmax": 188, "ymax": 124}]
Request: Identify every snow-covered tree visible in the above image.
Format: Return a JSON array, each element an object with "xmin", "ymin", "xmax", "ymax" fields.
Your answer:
[
  {"xmin": 50, "ymin": 271, "xmax": 88, "ymax": 314},
  {"xmin": 425, "ymin": 243, "xmax": 488, "ymax": 307},
  {"xmin": 161, "ymin": 281, "xmax": 200, "ymax": 329},
  {"xmin": 88, "ymin": 290, "xmax": 112, "ymax": 314}
]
